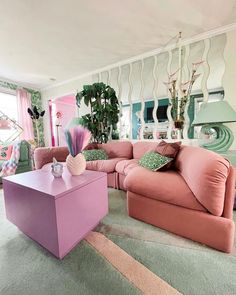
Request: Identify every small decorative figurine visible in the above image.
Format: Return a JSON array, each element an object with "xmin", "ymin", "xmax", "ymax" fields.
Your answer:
[{"xmin": 51, "ymin": 157, "xmax": 63, "ymax": 178}]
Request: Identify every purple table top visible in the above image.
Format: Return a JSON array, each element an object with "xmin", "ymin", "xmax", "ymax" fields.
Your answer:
[{"xmin": 3, "ymin": 169, "xmax": 107, "ymax": 199}]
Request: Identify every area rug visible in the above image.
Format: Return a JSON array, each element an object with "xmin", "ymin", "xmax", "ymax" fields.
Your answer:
[
  {"xmin": 0, "ymin": 188, "xmax": 180, "ymax": 295},
  {"xmin": 86, "ymin": 232, "xmax": 180, "ymax": 295},
  {"xmin": 94, "ymin": 189, "xmax": 236, "ymax": 295},
  {"xmin": 1, "ymin": 188, "xmax": 236, "ymax": 295}
]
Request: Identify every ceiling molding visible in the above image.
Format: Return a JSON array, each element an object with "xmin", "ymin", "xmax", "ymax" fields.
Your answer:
[
  {"xmin": 0, "ymin": 76, "xmax": 40, "ymax": 91},
  {"xmin": 41, "ymin": 22, "xmax": 236, "ymax": 92}
]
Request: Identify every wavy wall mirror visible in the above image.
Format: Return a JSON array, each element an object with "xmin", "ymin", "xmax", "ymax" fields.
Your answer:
[{"xmin": 93, "ymin": 33, "xmax": 226, "ymax": 141}]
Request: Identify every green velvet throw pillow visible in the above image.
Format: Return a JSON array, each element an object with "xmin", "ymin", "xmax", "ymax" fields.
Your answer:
[
  {"xmin": 139, "ymin": 152, "xmax": 173, "ymax": 171},
  {"xmin": 83, "ymin": 149, "xmax": 108, "ymax": 161}
]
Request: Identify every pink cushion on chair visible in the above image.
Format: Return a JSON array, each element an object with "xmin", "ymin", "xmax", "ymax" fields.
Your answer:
[
  {"xmin": 86, "ymin": 158, "xmax": 127, "ymax": 173},
  {"xmin": 175, "ymin": 146, "xmax": 230, "ymax": 216},
  {"xmin": 124, "ymin": 166, "xmax": 207, "ymax": 212},
  {"xmin": 115, "ymin": 159, "xmax": 139, "ymax": 175}
]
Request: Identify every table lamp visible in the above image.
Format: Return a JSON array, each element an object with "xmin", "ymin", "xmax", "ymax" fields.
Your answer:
[{"xmin": 192, "ymin": 100, "xmax": 236, "ymax": 152}]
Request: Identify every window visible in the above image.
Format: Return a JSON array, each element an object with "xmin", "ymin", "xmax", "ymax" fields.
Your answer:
[
  {"xmin": 0, "ymin": 91, "xmax": 18, "ymax": 121},
  {"xmin": 0, "ymin": 91, "xmax": 19, "ymax": 143}
]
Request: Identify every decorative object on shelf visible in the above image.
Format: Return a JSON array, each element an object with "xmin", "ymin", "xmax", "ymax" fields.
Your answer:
[
  {"xmin": 55, "ymin": 111, "xmax": 63, "ymax": 146},
  {"xmin": 64, "ymin": 125, "xmax": 91, "ymax": 175},
  {"xmin": 76, "ymin": 82, "xmax": 119, "ymax": 143},
  {"xmin": 27, "ymin": 106, "xmax": 45, "ymax": 147},
  {"xmin": 51, "ymin": 157, "xmax": 63, "ymax": 178},
  {"xmin": 0, "ymin": 110, "xmax": 23, "ymax": 143},
  {"xmin": 192, "ymin": 101, "xmax": 236, "ymax": 152},
  {"xmin": 164, "ymin": 32, "xmax": 203, "ymax": 137}
]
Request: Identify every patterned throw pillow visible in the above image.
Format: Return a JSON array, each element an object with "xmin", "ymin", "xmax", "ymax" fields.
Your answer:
[
  {"xmin": 83, "ymin": 149, "xmax": 108, "ymax": 161},
  {"xmin": 0, "ymin": 145, "xmax": 13, "ymax": 160},
  {"xmin": 139, "ymin": 152, "xmax": 173, "ymax": 171}
]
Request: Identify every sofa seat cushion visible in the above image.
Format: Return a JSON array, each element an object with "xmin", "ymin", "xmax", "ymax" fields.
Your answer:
[
  {"xmin": 175, "ymin": 146, "xmax": 230, "ymax": 216},
  {"xmin": 86, "ymin": 158, "xmax": 128, "ymax": 173},
  {"xmin": 124, "ymin": 166, "xmax": 207, "ymax": 212},
  {"xmin": 41, "ymin": 158, "xmax": 127, "ymax": 174},
  {"xmin": 116, "ymin": 159, "xmax": 139, "ymax": 175}
]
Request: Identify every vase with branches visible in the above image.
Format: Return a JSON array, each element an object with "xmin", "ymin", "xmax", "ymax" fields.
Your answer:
[
  {"xmin": 165, "ymin": 61, "xmax": 203, "ymax": 131},
  {"xmin": 76, "ymin": 82, "xmax": 120, "ymax": 143}
]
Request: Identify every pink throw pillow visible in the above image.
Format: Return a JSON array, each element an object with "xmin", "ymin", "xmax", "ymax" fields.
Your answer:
[
  {"xmin": 155, "ymin": 140, "xmax": 181, "ymax": 170},
  {"xmin": 156, "ymin": 140, "xmax": 181, "ymax": 158},
  {"xmin": 83, "ymin": 142, "xmax": 99, "ymax": 151},
  {"xmin": 0, "ymin": 145, "xmax": 13, "ymax": 160}
]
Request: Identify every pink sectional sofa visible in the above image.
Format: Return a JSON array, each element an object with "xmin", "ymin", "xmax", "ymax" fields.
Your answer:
[{"xmin": 34, "ymin": 141, "xmax": 235, "ymax": 253}]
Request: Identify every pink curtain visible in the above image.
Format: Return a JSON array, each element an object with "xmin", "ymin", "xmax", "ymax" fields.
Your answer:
[{"xmin": 16, "ymin": 89, "xmax": 34, "ymax": 141}]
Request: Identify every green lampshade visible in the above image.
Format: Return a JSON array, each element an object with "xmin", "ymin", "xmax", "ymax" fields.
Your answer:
[
  {"xmin": 192, "ymin": 101, "xmax": 236, "ymax": 126},
  {"xmin": 192, "ymin": 100, "xmax": 236, "ymax": 152},
  {"xmin": 66, "ymin": 117, "xmax": 83, "ymax": 129}
]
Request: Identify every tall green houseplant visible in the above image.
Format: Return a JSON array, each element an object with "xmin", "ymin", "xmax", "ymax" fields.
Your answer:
[{"xmin": 76, "ymin": 82, "xmax": 120, "ymax": 143}]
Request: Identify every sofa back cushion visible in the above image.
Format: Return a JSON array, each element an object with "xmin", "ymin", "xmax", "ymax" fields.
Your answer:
[
  {"xmin": 133, "ymin": 142, "xmax": 159, "ymax": 159},
  {"xmin": 34, "ymin": 147, "xmax": 69, "ymax": 169},
  {"xmin": 98, "ymin": 141, "xmax": 133, "ymax": 159},
  {"xmin": 175, "ymin": 145, "xmax": 230, "ymax": 216}
]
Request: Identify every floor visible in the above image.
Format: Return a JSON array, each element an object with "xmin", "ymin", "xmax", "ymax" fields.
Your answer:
[{"xmin": 1, "ymin": 187, "xmax": 236, "ymax": 295}]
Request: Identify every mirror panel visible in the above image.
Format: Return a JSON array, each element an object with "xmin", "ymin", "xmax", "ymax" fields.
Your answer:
[{"xmin": 91, "ymin": 33, "xmax": 226, "ymax": 141}]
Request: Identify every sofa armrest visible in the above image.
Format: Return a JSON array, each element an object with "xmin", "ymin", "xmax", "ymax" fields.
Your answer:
[
  {"xmin": 34, "ymin": 146, "xmax": 69, "ymax": 169},
  {"xmin": 223, "ymin": 166, "xmax": 236, "ymax": 219}
]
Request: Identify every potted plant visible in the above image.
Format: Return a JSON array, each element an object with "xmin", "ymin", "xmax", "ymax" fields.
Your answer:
[
  {"xmin": 76, "ymin": 82, "xmax": 119, "ymax": 143},
  {"xmin": 165, "ymin": 62, "xmax": 202, "ymax": 133},
  {"xmin": 27, "ymin": 106, "xmax": 45, "ymax": 146}
]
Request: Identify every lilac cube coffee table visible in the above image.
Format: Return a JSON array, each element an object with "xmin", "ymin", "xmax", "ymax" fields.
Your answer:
[{"xmin": 3, "ymin": 169, "xmax": 108, "ymax": 259}]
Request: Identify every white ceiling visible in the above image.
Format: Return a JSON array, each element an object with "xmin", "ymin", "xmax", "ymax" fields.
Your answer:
[{"xmin": 0, "ymin": 0, "xmax": 236, "ymax": 90}]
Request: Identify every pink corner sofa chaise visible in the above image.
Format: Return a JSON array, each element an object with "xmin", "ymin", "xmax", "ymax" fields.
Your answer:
[{"xmin": 34, "ymin": 141, "xmax": 235, "ymax": 253}]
